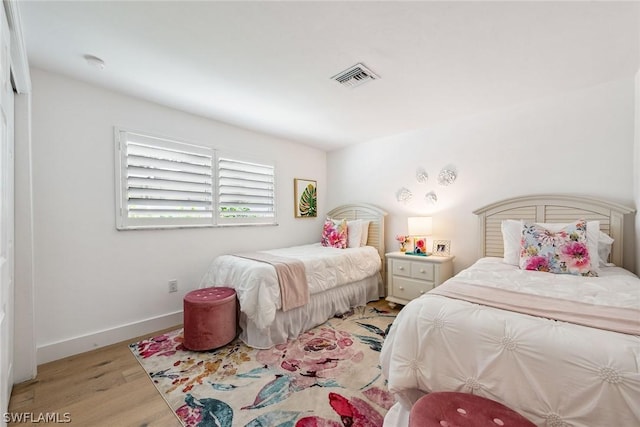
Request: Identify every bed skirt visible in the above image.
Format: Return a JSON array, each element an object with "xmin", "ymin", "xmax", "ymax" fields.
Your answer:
[{"xmin": 239, "ymin": 273, "xmax": 381, "ymax": 349}]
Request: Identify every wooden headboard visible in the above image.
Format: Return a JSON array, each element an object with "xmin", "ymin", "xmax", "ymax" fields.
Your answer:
[
  {"xmin": 473, "ymin": 195, "xmax": 635, "ymax": 267},
  {"xmin": 326, "ymin": 203, "xmax": 388, "ymax": 261}
]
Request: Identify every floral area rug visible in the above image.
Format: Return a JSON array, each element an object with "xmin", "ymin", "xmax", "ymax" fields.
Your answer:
[{"xmin": 130, "ymin": 307, "xmax": 397, "ymax": 427}]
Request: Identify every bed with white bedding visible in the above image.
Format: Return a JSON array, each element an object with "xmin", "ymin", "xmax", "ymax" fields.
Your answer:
[
  {"xmin": 380, "ymin": 195, "xmax": 639, "ymax": 427},
  {"xmin": 199, "ymin": 203, "xmax": 387, "ymax": 349}
]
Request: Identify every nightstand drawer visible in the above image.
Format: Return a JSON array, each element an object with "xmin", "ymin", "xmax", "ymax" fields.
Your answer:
[
  {"xmin": 411, "ymin": 262, "xmax": 434, "ymax": 280},
  {"xmin": 392, "ymin": 277, "xmax": 434, "ymax": 300},
  {"xmin": 392, "ymin": 259, "xmax": 412, "ymax": 277}
]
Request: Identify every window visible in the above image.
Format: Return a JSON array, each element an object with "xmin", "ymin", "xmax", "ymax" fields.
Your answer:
[
  {"xmin": 217, "ymin": 155, "xmax": 276, "ymax": 225},
  {"xmin": 115, "ymin": 128, "xmax": 276, "ymax": 229}
]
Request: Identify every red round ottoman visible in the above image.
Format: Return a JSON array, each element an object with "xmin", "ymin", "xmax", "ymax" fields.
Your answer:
[
  {"xmin": 183, "ymin": 287, "xmax": 237, "ymax": 351},
  {"xmin": 409, "ymin": 392, "xmax": 535, "ymax": 427}
]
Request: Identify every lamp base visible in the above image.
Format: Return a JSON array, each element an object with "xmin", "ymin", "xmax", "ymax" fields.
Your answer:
[{"xmin": 405, "ymin": 251, "xmax": 431, "ymax": 257}]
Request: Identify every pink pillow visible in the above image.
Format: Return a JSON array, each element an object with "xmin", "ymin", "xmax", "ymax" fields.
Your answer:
[
  {"xmin": 519, "ymin": 219, "xmax": 597, "ymax": 276},
  {"xmin": 321, "ymin": 217, "xmax": 347, "ymax": 249}
]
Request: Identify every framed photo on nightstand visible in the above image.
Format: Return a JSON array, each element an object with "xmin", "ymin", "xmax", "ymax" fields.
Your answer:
[{"xmin": 433, "ymin": 240, "xmax": 450, "ymax": 256}]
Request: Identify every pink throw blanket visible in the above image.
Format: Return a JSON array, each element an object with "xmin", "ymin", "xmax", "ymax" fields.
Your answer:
[
  {"xmin": 429, "ymin": 280, "xmax": 639, "ymax": 335},
  {"xmin": 233, "ymin": 252, "xmax": 309, "ymax": 312}
]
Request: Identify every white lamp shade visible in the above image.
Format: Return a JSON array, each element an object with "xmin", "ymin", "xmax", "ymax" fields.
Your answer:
[{"xmin": 408, "ymin": 217, "xmax": 433, "ymax": 236}]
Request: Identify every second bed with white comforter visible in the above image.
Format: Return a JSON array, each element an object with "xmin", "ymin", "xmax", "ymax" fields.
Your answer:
[{"xmin": 380, "ymin": 257, "xmax": 640, "ymax": 427}]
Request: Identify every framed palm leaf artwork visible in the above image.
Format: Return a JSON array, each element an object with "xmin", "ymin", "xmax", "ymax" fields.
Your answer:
[{"xmin": 294, "ymin": 178, "xmax": 317, "ymax": 218}]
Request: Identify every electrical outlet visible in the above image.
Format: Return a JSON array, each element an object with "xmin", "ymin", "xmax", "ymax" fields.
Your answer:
[{"xmin": 168, "ymin": 280, "xmax": 178, "ymax": 293}]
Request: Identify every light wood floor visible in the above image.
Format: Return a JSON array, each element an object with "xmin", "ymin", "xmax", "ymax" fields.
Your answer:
[
  {"xmin": 8, "ymin": 325, "xmax": 183, "ymax": 427},
  {"xmin": 8, "ymin": 299, "xmax": 396, "ymax": 427}
]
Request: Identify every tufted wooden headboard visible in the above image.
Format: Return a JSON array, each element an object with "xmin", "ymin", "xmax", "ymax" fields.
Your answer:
[{"xmin": 473, "ymin": 195, "xmax": 635, "ymax": 268}]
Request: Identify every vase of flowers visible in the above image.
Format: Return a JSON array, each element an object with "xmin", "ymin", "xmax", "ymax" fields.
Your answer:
[{"xmin": 395, "ymin": 234, "xmax": 410, "ymax": 252}]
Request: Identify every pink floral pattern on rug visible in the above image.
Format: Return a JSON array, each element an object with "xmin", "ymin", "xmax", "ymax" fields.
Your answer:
[{"xmin": 130, "ymin": 307, "xmax": 396, "ymax": 427}]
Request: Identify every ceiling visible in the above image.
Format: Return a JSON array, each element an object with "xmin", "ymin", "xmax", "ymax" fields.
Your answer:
[{"xmin": 19, "ymin": 1, "xmax": 640, "ymax": 151}]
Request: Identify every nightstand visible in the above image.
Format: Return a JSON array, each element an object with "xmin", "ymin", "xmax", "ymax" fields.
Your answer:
[{"xmin": 385, "ymin": 252, "xmax": 454, "ymax": 308}]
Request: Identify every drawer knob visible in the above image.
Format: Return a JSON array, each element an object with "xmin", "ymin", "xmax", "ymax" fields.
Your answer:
[
  {"xmin": 398, "ymin": 266, "xmax": 404, "ymax": 270},
  {"xmin": 420, "ymin": 291, "xmax": 425, "ymax": 294},
  {"xmin": 399, "ymin": 286, "xmax": 405, "ymax": 290},
  {"xmin": 420, "ymin": 269, "xmax": 425, "ymax": 273}
]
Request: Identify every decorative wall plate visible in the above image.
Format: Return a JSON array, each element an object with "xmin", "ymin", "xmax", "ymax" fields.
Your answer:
[
  {"xmin": 416, "ymin": 167, "xmax": 428, "ymax": 183},
  {"xmin": 438, "ymin": 168, "xmax": 457, "ymax": 186},
  {"xmin": 425, "ymin": 191, "xmax": 438, "ymax": 204},
  {"xmin": 396, "ymin": 187, "xmax": 413, "ymax": 204}
]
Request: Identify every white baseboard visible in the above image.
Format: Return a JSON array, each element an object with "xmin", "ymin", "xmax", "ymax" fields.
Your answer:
[{"xmin": 36, "ymin": 311, "xmax": 183, "ymax": 365}]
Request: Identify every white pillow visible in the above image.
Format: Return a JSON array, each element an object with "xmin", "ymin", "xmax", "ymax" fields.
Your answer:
[
  {"xmin": 597, "ymin": 231, "xmax": 614, "ymax": 266},
  {"xmin": 360, "ymin": 220, "xmax": 371, "ymax": 247},
  {"xmin": 501, "ymin": 219, "xmax": 600, "ymax": 272},
  {"xmin": 501, "ymin": 219, "xmax": 523, "ymax": 266},
  {"xmin": 347, "ymin": 219, "xmax": 363, "ymax": 248}
]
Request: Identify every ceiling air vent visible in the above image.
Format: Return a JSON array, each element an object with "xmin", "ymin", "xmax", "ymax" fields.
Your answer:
[{"xmin": 331, "ymin": 63, "xmax": 380, "ymax": 88}]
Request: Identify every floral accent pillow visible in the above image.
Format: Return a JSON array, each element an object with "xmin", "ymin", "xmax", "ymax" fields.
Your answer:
[
  {"xmin": 321, "ymin": 217, "xmax": 348, "ymax": 249},
  {"xmin": 519, "ymin": 220, "xmax": 597, "ymax": 277}
]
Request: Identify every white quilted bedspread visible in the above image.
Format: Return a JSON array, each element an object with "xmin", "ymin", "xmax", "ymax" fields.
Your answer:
[
  {"xmin": 199, "ymin": 243, "xmax": 381, "ymax": 331},
  {"xmin": 452, "ymin": 257, "xmax": 639, "ymax": 309},
  {"xmin": 380, "ymin": 257, "xmax": 640, "ymax": 427}
]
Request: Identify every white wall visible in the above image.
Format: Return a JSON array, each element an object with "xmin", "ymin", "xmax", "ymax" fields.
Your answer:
[
  {"xmin": 28, "ymin": 68, "xmax": 327, "ymax": 363},
  {"xmin": 328, "ymin": 78, "xmax": 637, "ymax": 274}
]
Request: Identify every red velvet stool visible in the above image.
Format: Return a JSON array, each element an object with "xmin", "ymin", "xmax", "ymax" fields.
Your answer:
[
  {"xmin": 409, "ymin": 392, "xmax": 535, "ymax": 427},
  {"xmin": 183, "ymin": 287, "xmax": 237, "ymax": 351}
]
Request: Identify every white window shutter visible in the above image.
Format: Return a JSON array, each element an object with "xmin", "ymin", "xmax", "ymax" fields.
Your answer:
[
  {"xmin": 115, "ymin": 129, "xmax": 277, "ymax": 229},
  {"xmin": 217, "ymin": 155, "xmax": 276, "ymax": 225},
  {"xmin": 116, "ymin": 130, "xmax": 214, "ymax": 229}
]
